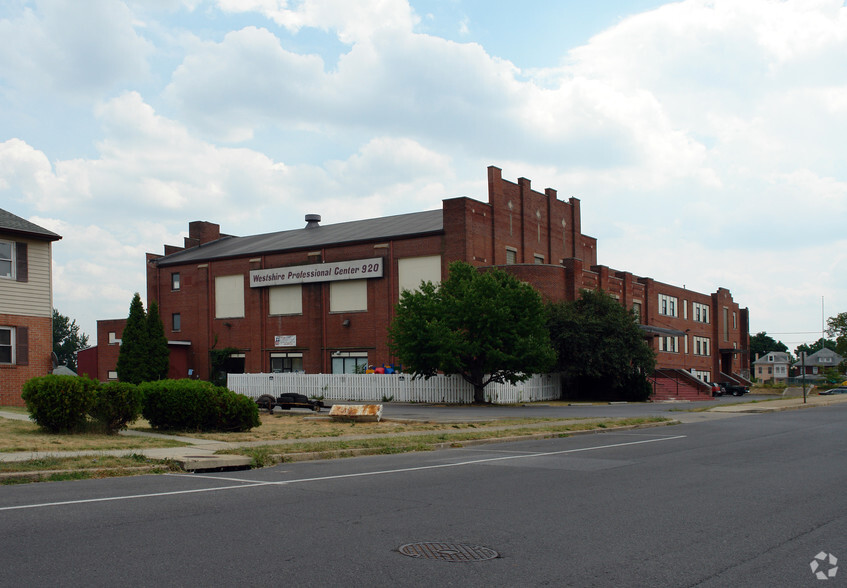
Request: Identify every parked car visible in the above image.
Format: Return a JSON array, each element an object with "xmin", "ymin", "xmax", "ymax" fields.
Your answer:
[
  {"xmin": 719, "ymin": 382, "xmax": 749, "ymax": 396},
  {"xmin": 818, "ymin": 386, "xmax": 847, "ymax": 395},
  {"xmin": 708, "ymin": 382, "xmax": 724, "ymax": 397}
]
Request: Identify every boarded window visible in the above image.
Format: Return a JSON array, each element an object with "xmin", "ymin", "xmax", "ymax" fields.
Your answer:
[
  {"xmin": 269, "ymin": 284, "xmax": 303, "ymax": 315},
  {"xmin": 330, "ymin": 280, "xmax": 367, "ymax": 312},
  {"xmin": 398, "ymin": 256, "xmax": 441, "ymax": 293},
  {"xmin": 215, "ymin": 275, "xmax": 245, "ymax": 318}
]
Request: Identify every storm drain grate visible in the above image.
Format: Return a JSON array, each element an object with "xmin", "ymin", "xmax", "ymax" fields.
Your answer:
[{"xmin": 398, "ymin": 542, "xmax": 499, "ymax": 563}]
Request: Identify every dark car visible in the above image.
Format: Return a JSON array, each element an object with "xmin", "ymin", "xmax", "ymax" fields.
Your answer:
[
  {"xmin": 257, "ymin": 393, "xmax": 324, "ymax": 413},
  {"xmin": 719, "ymin": 382, "xmax": 749, "ymax": 396},
  {"xmin": 819, "ymin": 386, "xmax": 847, "ymax": 395}
]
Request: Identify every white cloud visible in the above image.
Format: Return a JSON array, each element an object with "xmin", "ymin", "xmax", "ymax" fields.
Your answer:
[{"xmin": 0, "ymin": 1, "xmax": 153, "ymax": 98}]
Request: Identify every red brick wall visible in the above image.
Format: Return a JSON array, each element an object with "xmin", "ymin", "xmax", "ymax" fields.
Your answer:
[{"xmin": 0, "ymin": 314, "xmax": 52, "ymax": 406}]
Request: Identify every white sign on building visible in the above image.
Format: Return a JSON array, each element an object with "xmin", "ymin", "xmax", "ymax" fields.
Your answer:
[
  {"xmin": 274, "ymin": 335, "xmax": 296, "ymax": 347},
  {"xmin": 250, "ymin": 258, "xmax": 384, "ymax": 288}
]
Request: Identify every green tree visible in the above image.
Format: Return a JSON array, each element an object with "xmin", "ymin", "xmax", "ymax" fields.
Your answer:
[
  {"xmin": 116, "ymin": 293, "xmax": 150, "ymax": 384},
  {"xmin": 794, "ymin": 337, "xmax": 836, "ymax": 358},
  {"xmin": 388, "ymin": 261, "xmax": 555, "ymax": 404},
  {"xmin": 547, "ymin": 289, "xmax": 656, "ymax": 401},
  {"xmin": 749, "ymin": 331, "xmax": 788, "ymax": 361},
  {"xmin": 52, "ymin": 308, "xmax": 89, "ymax": 372},
  {"xmin": 826, "ymin": 312, "xmax": 847, "ymax": 356},
  {"xmin": 147, "ymin": 300, "xmax": 170, "ymax": 380}
]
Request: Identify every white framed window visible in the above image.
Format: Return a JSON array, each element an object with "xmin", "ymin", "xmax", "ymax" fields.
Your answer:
[
  {"xmin": 107, "ymin": 370, "xmax": 118, "ymax": 380},
  {"xmin": 693, "ymin": 336, "xmax": 711, "ymax": 356},
  {"xmin": 692, "ymin": 302, "xmax": 710, "ymax": 323},
  {"xmin": 269, "ymin": 284, "xmax": 303, "ymax": 315},
  {"xmin": 0, "ymin": 326, "xmax": 14, "ymax": 363},
  {"xmin": 658, "ymin": 294, "xmax": 678, "ymax": 317},
  {"xmin": 398, "ymin": 256, "xmax": 441, "ymax": 293},
  {"xmin": 0, "ymin": 240, "xmax": 13, "ymax": 279},
  {"xmin": 658, "ymin": 335, "xmax": 678, "ymax": 353},
  {"xmin": 215, "ymin": 275, "xmax": 245, "ymax": 319},
  {"xmin": 331, "ymin": 352, "xmax": 368, "ymax": 374},
  {"xmin": 505, "ymin": 247, "xmax": 517, "ymax": 265},
  {"xmin": 330, "ymin": 280, "xmax": 367, "ymax": 312},
  {"xmin": 171, "ymin": 272, "xmax": 181, "ymax": 291},
  {"xmin": 270, "ymin": 352, "xmax": 303, "ymax": 373}
]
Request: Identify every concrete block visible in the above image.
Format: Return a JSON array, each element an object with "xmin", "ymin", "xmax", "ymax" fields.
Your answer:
[{"xmin": 329, "ymin": 404, "xmax": 383, "ymax": 422}]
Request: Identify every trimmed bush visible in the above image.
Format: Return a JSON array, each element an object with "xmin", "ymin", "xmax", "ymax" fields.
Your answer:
[
  {"xmin": 91, "ymin": 381, "xmax": 143, "ymax": 434},
  {"xmin": 140, "ymin": 379, "xmax": 259, "ymax": 432},
  {"xmin": 21, "ymin": 375, "xmax": 97, "ymax": 433}
]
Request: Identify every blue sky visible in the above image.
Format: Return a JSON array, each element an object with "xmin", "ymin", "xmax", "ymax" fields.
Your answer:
[{"xmin": 2, "ymin": 0, "xmax": 846, "ymax": 352}]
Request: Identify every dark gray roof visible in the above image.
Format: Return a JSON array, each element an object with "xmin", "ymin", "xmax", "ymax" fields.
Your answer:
[
  {"xmin": 753, "ymin": 351, "xmax": 791, "ymax": 365},
  {"xmin": 156, "ymin": 209, "xmax": 444, "ymax": 266},
  {"xmin": 0, "ymin": 208, "xmax": 62, "ymax": 241},
  {"xmin": 793, "ymin": 347, "xmax": 843, "ymax": 366}
]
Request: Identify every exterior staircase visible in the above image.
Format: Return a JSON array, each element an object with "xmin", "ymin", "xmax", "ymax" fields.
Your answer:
[{"xmin": 650, "ymin": 369, "xmax": 714, "ymax": 402}]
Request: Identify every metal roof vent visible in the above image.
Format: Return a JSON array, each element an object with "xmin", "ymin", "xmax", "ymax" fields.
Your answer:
[{"xmin": 305, "ymin": 214, "xmax": 321, "ymax": 229}]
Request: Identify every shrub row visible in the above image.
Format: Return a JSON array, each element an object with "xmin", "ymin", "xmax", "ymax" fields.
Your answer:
[
  {"xmin": 139, "ymin": 379, "xmax": 259, "ymax": 432},
  {"xmin": 22, "ymin": 376, "xmax": 259, "ymax": 434},
  {"xmin": 22, "ymin": 375, "xmax": 142, "ymax": 434}
]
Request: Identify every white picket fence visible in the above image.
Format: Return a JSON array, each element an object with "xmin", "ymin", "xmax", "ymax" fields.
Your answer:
[{"xmin": 227, "ymin": 372, "xmax": 562, "ymax": 405}]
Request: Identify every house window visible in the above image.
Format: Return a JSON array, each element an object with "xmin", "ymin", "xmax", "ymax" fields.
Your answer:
[
  {"xmin": 0, "ymin": 240, "xmax": 13, "ymax": 279},
  {"xmin": 172, "ymin": 313, "xmax": 181, "ymax": 332},
  {"xmin": 171, "ymin": 272, "xmax": 181, "ymax": 291},
  {"xmin": 534, "ymin": 254, "xmax": 544, "ymax": 264},
  {"xmin": 270, "ymin": 352, "xmax": 303, "ymax": 373},
  {"xmin": 0, "ymin": 327, "xmax": 13, "ymax": 363},
  {"xmin": 107, "ymin": 370, "xmax": 118, "ymax": 380},
  {"xmin": 505, "ymin": 247, "xmax": 517, "ymax": 265},
  {"xmin": 658, "ymin": 294, "xmax": 678, "ymax": 317},
  {"xmin": 331, "ymin": 352, "xmax": 368, "ymax": 374}
]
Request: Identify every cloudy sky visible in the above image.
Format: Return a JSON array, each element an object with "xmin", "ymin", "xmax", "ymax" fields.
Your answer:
[{"xmin": 2, "ymin": 0, "xmax": 845, "ymax": 351}]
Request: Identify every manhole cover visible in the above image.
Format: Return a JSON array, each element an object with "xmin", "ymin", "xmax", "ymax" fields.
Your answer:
[{"xmin": 398, "ymin": 542, "xmax": 499, "ymax": 562}]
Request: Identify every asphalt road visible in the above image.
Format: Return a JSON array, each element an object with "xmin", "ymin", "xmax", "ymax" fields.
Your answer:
[{"xmin": 1, "ymin": 404, "xmax": 844, "ymax": 587}]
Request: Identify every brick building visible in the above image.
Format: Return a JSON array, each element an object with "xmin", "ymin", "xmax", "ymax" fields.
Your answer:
[
  {"xmin": 85, "ymin": 167, "xmax": 750, "ymax": 397},
  {"xmin": 0, "ymin": 209, "xmax": 62, "ymax": 405}
]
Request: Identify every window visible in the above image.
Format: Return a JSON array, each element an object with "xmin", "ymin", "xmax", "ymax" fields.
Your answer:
[
  {"xmin": 171, "ymin": 272, "xmax": 181, "ymax": 291},
  {"xmin": 172, "ymin": 313, "xmax": 181, "ymax": 332},
  {"xmin": 505, "ymin": 247, "xmax": 517, "ymax": 265},
  {"xmin": 107, "ymin": 371, "xmax": 118, "ymax": 380},
  {"xmin": 269, "ymin": 284, "xmax": 303, "ymax": 315},
  {"xmin": 723, "ymin": 307, "xmax": 729, "ymax": 341},
  {"xmin": 658, "ymin": 294, "xmax": 678, "ymax": 317},
  {"xmin": 534, "ymin": 254, "xmax": 544, "ymax": 264},
  {"xmin": 215, "ymin": 275, "xmax": 245, "ymax": 319},
  {"xmin": 732, "ymin": 311, "xmax": 737, "ymax": 329},
  {"xmin": 0, "ymin": 240, "xmax": 13, "ymax": 279},
  {"xmin": 693, "ymin": 336, "xmax": 711, "ymax": 356},
  {"xmin": 632, "ymin": 302, "xmax": 642, "ymax": 322},
  {"xmin": 330, "ymin": 280, "xmax": 367, "ymax": 312},
  {"xmin": 108, "ymin": 331, "xmax": 121, "ymax": 345},
  {"xmin": 0, "ymin": 327, "xmax": 13, "ymax": 363},
  {"xmin": 332, "ymin": 352, "xmax": 368, "ymax": 374},
  {"xmin": 398, "ymin": 256, "xmax": 441, "ymax": 293},
  {"xmin": 270, "ymin": 352, "xmax": 303, "ymax": 373},
  {"xmin": 692, "ymin": 302, "xmax": 710, "ymax": 323},
  {"xmin": 658, "ymin": 336, "xmax": 678, "ymax": 353},
  {"xmin": 768, "ymin": 367, "xmax": 773, "ymax": 374}
]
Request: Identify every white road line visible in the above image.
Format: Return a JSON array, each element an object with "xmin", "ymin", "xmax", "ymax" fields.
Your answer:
[{"xmin": 0, "ymin": 435, "xmax": 686, "ymax": 512}]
